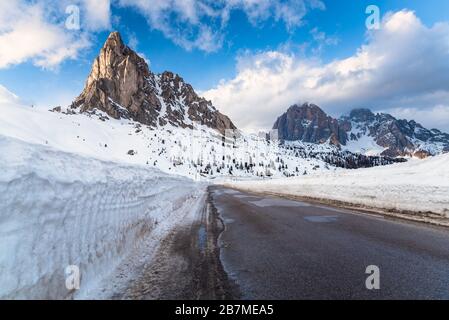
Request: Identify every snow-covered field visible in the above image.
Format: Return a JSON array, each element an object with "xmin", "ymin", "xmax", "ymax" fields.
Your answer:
[
  {"xmin": 0, "ymin": 135, "xmax": 205, "ymax": 299},
  {"xmin": 225, "ymin": 154, "xmax": 449, "ymax": 217},
  {"xmin": 0, "ymin": 104, "xmax": 334, "ymax": 180}
]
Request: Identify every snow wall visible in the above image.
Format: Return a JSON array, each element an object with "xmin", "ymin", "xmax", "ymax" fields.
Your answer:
[{"xmin": 0, "ymin": 136, "xmax": 204, "ymax": 299}]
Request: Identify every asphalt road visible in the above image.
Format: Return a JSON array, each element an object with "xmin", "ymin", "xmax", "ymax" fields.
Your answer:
[{"xmin": 210, "ymin": 185, "xmax": 449, "ymax": 300}]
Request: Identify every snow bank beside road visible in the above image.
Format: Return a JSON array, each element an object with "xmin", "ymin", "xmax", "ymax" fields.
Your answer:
[
  {"xmin": 225, "ymin": 154, "xmax": 449, "ymax": 217},
  {"xmin": 0, "ymin": 136, "xmax": 205, "ymax": 299}
]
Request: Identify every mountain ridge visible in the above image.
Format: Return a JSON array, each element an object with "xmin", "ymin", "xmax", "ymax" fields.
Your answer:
[
  {"xmin": 70, "ymin": 31, "xmax": 236, "ymax": 134},
  {"xmin": 274, "ymin": 103, "xmax": 449, "ymax": 157},
  {"xmin": 63, "ymin": 31, "xmax": 447, "ymax": 159}
]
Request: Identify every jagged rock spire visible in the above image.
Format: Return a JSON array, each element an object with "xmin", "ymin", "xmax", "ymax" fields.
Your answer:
[{"xmin": 71, "ymin": 31, "xmax": 236, "ymax": 134}]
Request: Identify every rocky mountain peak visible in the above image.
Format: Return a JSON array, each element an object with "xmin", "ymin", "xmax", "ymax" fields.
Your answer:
[
  {"xmin": 70, "ymin": 31, "xmax": 235, "ymax": 134},
  {"xmin": 348, "ymin": 108, "xmax": 375, "ymax": 122},
  {"xmin": 287, "ymin": 103, "xmax": 326, "ymax": 117},
  {"xmin": 105, "ymin": 31, "xmax": 123, "ymax": 47},
  {"xmin": 274, "ymin": 103, "xmax": 346, "ymax": 145},
  {"xmin": 273, "ymin": 104, "xmax": 449, "ymax": 157}
]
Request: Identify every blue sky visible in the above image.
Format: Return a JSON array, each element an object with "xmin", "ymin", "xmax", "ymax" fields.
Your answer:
[{"xmin": 1, "ymin": 0, "xmax": 449, "ymax": 131}]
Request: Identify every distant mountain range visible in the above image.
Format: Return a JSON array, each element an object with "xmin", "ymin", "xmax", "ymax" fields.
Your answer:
[
  {"xmin": 60, "ymin": 31, "xmax": 448, "ymax": 159},
  {"xmin": 273, "ymin": 103, "xmax": 449, "ymax": 157}
]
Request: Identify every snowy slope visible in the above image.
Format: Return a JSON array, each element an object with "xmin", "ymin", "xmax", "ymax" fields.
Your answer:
[
  {"xmin": 342, "ymin": 118, "xmax": 449, "ymax": 157},
  {"xmin": 342, "ymin": 121, "xmax": 388, "ymax": 156},
  {"xmin": 225, "ymin": 154, "xmax": 449, "ymax": 217},
  {"xmin": 340, "ymin": 110, "xmax": 449, "ymax": 157},
  {"xmin": 0, "ymin": 104, "xmax": 335, "ymax": 179},
  {"xmin": 0, "ymin": 135, "xmax": 205, "ymax": 299}
]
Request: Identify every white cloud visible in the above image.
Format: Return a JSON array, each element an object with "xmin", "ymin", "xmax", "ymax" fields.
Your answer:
[
  {"xmin": 127, "ymin": 32, "xmax": 139, "ymax": 50},
  {"xmin": 124, "ymin": 31, "xmax": 151, "ymax": 67},
  {"xmin": 387, "ymin": 105, "xmax": 449, "ymax": 132},
  {"xmin": 309, "ymin": 27, "xmax": 339, "ymax": 55},
  {"xmin": 224, "ymin": 0, "xmax": 325, "ymax": 29},
  {"xmin": 0, "ymin": 0, "xmax": 318, "ymax": 66},
  {"xmin": 203, "ymin": 10, "xmax": 449, "ymax": 132},
  {"xmin": 82, "ymin": 0, "xmax": 111, "ymax": 31},
  {"xmin": 0, "ymin": 1, "xmax": 85, "ymax": 69},
  {"xmin": 117, "ymin": 0, "xmax": 324, "ymax": 52},
  {"xmin": 0, "ymin": 0, "xmax": 111, "ymax": 70}
]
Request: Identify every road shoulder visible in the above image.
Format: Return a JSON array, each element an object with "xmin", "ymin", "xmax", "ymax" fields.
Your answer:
[{"xmin": 111, "ymin": 186, "xmax": 239, "ymax": 300}]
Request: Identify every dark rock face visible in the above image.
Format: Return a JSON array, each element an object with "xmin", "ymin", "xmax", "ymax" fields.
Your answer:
[
  {"xmin": 274, "ymin": 104, "xmax": 449, "ymax": 156},
  {"xmin": 71, "ymin": 32, "xmax": 236, "ymax": 134},
  {"xmin": 341, "ymin": 110, "xmax": 449, "ymax": 157},
  {"xmin": 348, "ymin": 108, "xmax": 375, "ymax": 123},
  {"xmin": 273, "ymin": 103, "xmax": 347, "ymax": 145}
]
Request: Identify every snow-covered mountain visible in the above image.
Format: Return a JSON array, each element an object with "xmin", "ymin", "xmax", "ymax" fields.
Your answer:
[
  {"xmin": 0, "ymin": 32, "xmax": 404, "ymax": 182},
  {"xmin": 67, "ymin": 32, "xmax": 235, "ymax": 135},
  {"xmin": 274, "ymin": 103, "xmax": 449, "ymax": 157},
  {"xmin": 273, "ymin": 103, "xmax": 347, "ymax": 145},
  {"xmin": 1, "ymin": 101, "xmax": 405, "ymax": 181},
  {"xmin": 341, "ymin": 108, "xmax": 449, "ymax": 157}
]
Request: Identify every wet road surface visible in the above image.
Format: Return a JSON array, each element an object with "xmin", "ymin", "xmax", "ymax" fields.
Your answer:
[{"xmin": 210, "ymin": 185, "xmax": 449, "ymax": 300}]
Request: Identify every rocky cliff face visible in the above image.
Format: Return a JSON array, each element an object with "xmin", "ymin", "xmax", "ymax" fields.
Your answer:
[
  {"xmin": 71, "ymin": 32, "xmax": 236, "ymax": 134},
  {"xmin": 273, "ymin": 104, "xmax": 449, "ymax": 157},
  {"xmin": 341, "ymin": 108, "xmax": 449, "ymax": 157},
  {"xmin": 273, "ymin": 103, "xmax": 347, "ymax": 145}
]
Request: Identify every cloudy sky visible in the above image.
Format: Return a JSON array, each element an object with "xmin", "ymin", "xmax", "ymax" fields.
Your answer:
[{"xmin": 1, "ymin": 0, "xmax": 449, "ymax": 132}]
